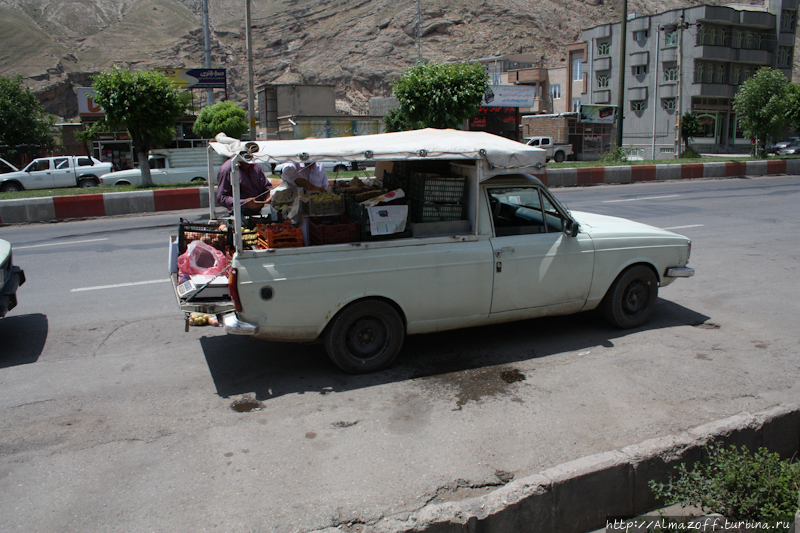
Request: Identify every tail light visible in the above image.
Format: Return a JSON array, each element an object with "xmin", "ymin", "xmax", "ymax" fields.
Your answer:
[
  {"xmin": 687, "ymin": 240, "xmax": 692, "ymax": 263},
  {"xmin": 229, "ymin": 268, "xmax": 243, "ymax": 312}
]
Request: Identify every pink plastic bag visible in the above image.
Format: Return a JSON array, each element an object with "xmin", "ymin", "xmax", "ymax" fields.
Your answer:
[{"xmin": 177, "ymin": 240, "xmax": 228, "ymax": 276}]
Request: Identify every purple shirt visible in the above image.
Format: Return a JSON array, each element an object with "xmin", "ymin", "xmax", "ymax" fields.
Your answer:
[{"xmin": 216, "ymin": 157, "xmax": 272, "ymax": 213}]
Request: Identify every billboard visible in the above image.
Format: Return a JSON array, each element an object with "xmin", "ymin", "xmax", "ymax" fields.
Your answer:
[
  {"xmin": 481, "ymin": 85, "xmax": 537, "ymax": 107},
  {"xmin": 579, "ymin": 104, "xmax": 617, "ymax": 124},
  {"xmin": 77, "ymin": 87, "xmax": 104, "ymax": 116},
  {"xmin": 154, "ymin": 68, "xmax": 227, "ymax": 89}
]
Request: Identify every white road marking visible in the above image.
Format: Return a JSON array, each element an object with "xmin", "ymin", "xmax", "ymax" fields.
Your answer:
[
  {"xmin": 603, "ymin": 195, "xmax": 681, "ymax": 203},
  {"xmin": 71, "ymin": 279, "xmax": 170, "ymax": 293},
  {"xmin": 663, "ymin": 224, "xmax": 704, "ymax": 230},
  {"xmin": 15, "ymin": 238, "xmax": 109, "ymax": 250}
]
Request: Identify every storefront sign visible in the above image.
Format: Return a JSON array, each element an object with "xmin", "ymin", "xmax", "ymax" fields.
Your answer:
[
  {"xmin": 481, "ymin": 85, "xmax": 537, "ymax": 107},
  {"xmin": 155, "ymin": 68, "xmax": 227, "ymax": 89},
  {"xmin": 77, "ymin": 87, "xmax": 104, "ymax": 116},
  {"xmin": 579, "ymin": 104, "xmax": 617, "ymax": 124}
]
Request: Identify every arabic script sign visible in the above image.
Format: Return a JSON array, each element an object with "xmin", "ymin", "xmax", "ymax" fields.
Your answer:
[{"xmin": 155, "ymin": 68, "xmax": 227, "ymax": 89}]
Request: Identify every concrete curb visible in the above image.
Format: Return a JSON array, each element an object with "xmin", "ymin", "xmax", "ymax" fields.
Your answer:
[
  {"xmin": 313, "ymin": 403, "xmax": 800, "ymax": 533},
  {"xmin": 2, "ymin": 160, "xmax": 799, "ymax": 224}
]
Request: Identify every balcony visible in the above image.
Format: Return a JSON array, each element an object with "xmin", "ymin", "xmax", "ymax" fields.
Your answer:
[
  {"xmin": 594, "ymin": 90, "xmax": 611, "ymax": 104},
  {"xmin": 695, "ymin": 46, "xmax": 732, "ymax": 61},
  {"xmin": 737, "ymin": 48, "xmax": 773, "ymax": 63},
  {"xmin": 628, "ymin": 86, "xmax": 648, "ymax": 100},
  {"xmin": 740, "ymin": 10, "xmax": 775, "ymax": 29},
  {"xmin": 659, "ymin": 83, "xmax": 678, "ymax": 98},
  {"xmin": 697, "ymin": 5, "xmax": 739, "ymax": 25},
  {"xmin": 660, "ymin": 47, "xmax": 678, "ymax": 62},
  {"xmin": 508, "ymin": 68, "xmax": 547, "ymax": 84},
  {"xmin": 697, "ymin": 84, "xmax": 736, "ymax": 98},
  {"xmin": 594, "ymin": 57, "xmax": 612, "ymax": 71},
  {"xmin": 630, "ymin": 51, "xmax": 649, "ymax": 66},
  {"xmin": 629, "ymin": 17, "xmax": 650, "ymax": 31}
]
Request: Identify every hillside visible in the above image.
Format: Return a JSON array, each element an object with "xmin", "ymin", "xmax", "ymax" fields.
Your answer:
[{"xmin": 0, "ymin": 0, "xmax": 785, "ymax": 118}]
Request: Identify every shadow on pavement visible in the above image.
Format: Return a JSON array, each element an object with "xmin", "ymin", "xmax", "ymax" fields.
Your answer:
[
  {"xmin": 199, "ymin": 299, "xmax": 710, "ymax": 401},
  {"xmin": 0, "ymin": 313, "xmax": 48, "ymax": 368}
]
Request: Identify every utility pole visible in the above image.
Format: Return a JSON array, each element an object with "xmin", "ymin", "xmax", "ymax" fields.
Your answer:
[
  {"xmin": 203, "ymin": 0, "xmax": 213, "ymax": 107},
  {"xmin": 674, "ymin": 13, "xmax": 684, "ymax": 158},
  {"xmin": 615, "ymin": 0, "xmax": 628, "ymax": 148},
  {"xmin": 415, "ymin": 0, "xmax": 422, "ymax": 63},
  {"xmin": 245, "ymin": 0, "xmax": 256, "ymax": 141}
]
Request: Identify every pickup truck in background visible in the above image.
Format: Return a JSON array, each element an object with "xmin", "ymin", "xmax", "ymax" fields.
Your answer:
[
  {"xmin": 171, "ymin": 129, "xmax": 694, "ymax": 374},
  {"xmin": 523, "ymin": 136, "xmax": 574, "ymax": 163},
  {"xmin": 0, "ymin": 156, "xmax": 112, "ymax": 192},
  {"xmin": 100, "ymin": 148, "xmax": 227, "ymax": 186}
]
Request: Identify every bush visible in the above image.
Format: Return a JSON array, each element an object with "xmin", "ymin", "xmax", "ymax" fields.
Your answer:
[
  {"xmin": 599, "ymin": 142, "xmax": 628, "ymax": 164},
  {"xmin": 680, "ymin": 147, "xmax": 701, "ymax": 159},
  {"xmin": 649, "ymin": 444, "xmax": 800, "ymax": 530}
]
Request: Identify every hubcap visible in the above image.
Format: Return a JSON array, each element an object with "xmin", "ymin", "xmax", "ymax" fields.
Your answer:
[
  {"xmin": 346, "ymin": 316, "xmax": 388, "ymax": 363},
  {"xmin": 622, "ymin": 280, "xmax": 649, "ymax": 317}
]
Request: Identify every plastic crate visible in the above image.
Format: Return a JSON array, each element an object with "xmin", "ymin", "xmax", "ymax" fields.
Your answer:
[
  {"xmin": 344, "ymin": 196, "xmax": 412, "ymax": 242},
  {"xmin": 408, "ymin": 173, "xmax": 467, "ymax": 203},
  {"xmin": 308, "ymin": 214, "xmax": 360, "ymax": 246},
  {"xmin": 408, "ymin": 201, "xmax": 466, "ymax": 223},
  {"xmin": 301, "ymin": 193, "xmax": 344, "ymax": 216},
  {"xmin": 178, "ymin": 220, "xmax": 232, "ymax": 253},
  {"xmin": 256, "ymin": 223, "xmax": 304, "ymax": 249}
]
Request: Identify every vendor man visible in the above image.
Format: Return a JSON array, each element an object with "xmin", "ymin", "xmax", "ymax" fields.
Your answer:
[
  {"xmin": 280, "ymin": 162, "xmax": 329, "ymax": 193},
  {"xmin": 216, "ymin": 155, "xmax": 273, "ymax": 216}
]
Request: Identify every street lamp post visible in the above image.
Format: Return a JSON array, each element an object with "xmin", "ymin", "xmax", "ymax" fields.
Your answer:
[{"xmin": 615, "ymin": 0, "xmax": 628, "ymax": 148}]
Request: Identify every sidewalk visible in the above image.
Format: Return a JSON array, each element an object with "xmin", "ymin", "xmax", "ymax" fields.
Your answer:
[{"xmin": 2, "ymin": 159, "xmax": 800, "ymax": 224}]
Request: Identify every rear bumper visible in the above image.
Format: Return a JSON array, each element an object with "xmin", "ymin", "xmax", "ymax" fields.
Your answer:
[
  {"xmin": 1, "ymin": 266, "xmax": 25, "ymax": 318},
  {"xmin": 665, "ymin": 267, "xmax": 695, "ymax": 278},
  {"xmin": 223, "ymin": 313, "xmax": 260, "ymax": 335}
]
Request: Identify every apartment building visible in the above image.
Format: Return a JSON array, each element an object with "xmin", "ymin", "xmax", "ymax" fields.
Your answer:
[{"xmin": 581, "ymin": 0, "xmax": 797, "ymax": 159}]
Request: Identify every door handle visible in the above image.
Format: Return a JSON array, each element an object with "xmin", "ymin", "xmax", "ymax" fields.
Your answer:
[{"xmin": 494, "ymin": 246, "xmax": 515, "ymax": 258}]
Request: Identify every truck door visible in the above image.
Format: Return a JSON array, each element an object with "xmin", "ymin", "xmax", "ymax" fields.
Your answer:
[
  {"xmin": 149, "ymin": 157, "xmax": 169, "ymax": 184},
  {"xmin": 21, "ymin": 158, "xmax": 55, "ymax": 189},
  {"xmin": 487, "ymin": 185, "xmax": 593, "ymax": 314},
  {"xmin": 52, "ymin": 157, "xmax": 75, "ymax": 188}
]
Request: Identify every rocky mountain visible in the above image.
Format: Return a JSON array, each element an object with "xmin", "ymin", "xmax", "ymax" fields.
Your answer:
[{"xmin": 0, "ymin": 0, "xmax": 783, "ymax": 119}]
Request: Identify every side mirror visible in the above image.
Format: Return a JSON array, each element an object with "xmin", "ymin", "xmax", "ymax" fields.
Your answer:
[{"xmin": 565, "ymin": 219, "xmax": 579, "ymax": 237}]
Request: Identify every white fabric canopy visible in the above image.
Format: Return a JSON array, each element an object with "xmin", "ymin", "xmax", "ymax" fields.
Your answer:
[{"xmin": 210, "ymin": 128, "xmax": 546, "ymax": 171}]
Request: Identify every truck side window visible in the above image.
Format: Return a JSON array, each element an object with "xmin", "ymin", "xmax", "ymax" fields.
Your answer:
[
  {"xmin": 77, "ymin": 157, "xmax": 92, "ymax": 167},
  {"xmin": 489, "ymin": 187, "xmax": 548, "ymax": 237},
  {"xmin": 29, "ymin": 160, "xmax": 51, "ymax": 171},
  {"xmin": 149, "ymin": 158, "xmax": 167, "ymax": 169},
  {"xmin": 542, "ymin": 194, "xmax": 566, "ymax": 232},
  {"xmin": 54, "ymin": 158, "xmax": 69, "ymax": 169}
]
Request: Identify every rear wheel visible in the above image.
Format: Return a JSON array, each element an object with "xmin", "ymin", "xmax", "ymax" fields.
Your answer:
[
  {"xmin": 191, "ymin": 177, "xmax": 207, "ymax": 183},
  {"xmin": 78, "ymin": 178, "xmax": 98, "ymax": 188},
  {"xmin": 333, "ymin": 164, "xmax": 348, "ymax": 173},
  {"xmin": 601, "ymin": 265, "xmax": 658, "ymax": 328},
  {"xmin": 554, "ymin": 151, "xmax": 565, "ymax": 163},
  {"xmin": 324, "ymin": 299, "xmax": 404, "ymax": 374}
]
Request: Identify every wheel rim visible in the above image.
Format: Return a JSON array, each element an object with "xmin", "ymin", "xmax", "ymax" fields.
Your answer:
[
  {"xmin": 622, "ymin": 279, "xmax": 650, "ymax": 318},
  {"xmin": 345, "ymin": 315, "xmax": 389, "ymax": 364}
]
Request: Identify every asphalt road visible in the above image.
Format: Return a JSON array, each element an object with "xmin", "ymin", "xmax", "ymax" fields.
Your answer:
[{"xmin": 1, "ymin": 175, "xmax": 799, "ymax": 532}]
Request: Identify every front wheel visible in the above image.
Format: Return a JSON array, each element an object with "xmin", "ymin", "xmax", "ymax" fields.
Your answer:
[
  {"xmin": 333, "ymin": 164, "xmax": 348, "ymax": 173},
  {"xmin": 324, "ymin": 299, "xmax": 404, "ymax": 374},
  {"xmin": 601, "ymin": 265, "xmax": 658, "ymax": 328},
  {"xmin": 78, "ymin": 178, "xmax": 98, "ymax": 188},
  {"xmin": 1, "ymin": 182, "xmax": 22, "ymax": 192}
]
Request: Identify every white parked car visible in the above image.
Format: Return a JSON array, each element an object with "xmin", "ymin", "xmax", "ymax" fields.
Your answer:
[
  {"xmin": 0, "ymin": 156, "xmax": 112, "ymax": 192},
  {"xmin": 172, "ymin": 129, "xmax": 694, "ymax": 374},
  {"xmin": 271, "ymin": 161, "xmax": 354, "ymax": 175}
]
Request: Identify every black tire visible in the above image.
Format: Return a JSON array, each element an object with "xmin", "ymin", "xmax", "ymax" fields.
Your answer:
[
  {"xmin": 78, "ymin": 178, "xmax": 97, "ymax": 188},
  {"xmin": 333, "ymin": 164, "xmax": 348, "ymax": 173},
  {"xmin": 191, "ymin": 177, "xmax": 207, "ymax": 183},
  {"xmin": 601, "ymin": 265, "xmax": 658, "ymax": 328},
  {"xmin": 324, "ymin": 299, "xmax": 404, "ymax": 374},
  {"xmin": 1, "ymin": 181, "xmax": 22, "ymax": 192},
  {"xmin": 554, "ymin": 151, "xmax": 565, "ymax": 163}
]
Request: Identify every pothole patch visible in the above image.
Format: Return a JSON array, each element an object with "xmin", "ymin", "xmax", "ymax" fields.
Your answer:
[
  {"xmin": 693, "ymin": 322, "xmax": 721, "ymax": 330},
  {"xmin": 230, "ymin": 398, "xmax": 264, "ymax": 413},
  {"xmin": 500, "ymin": 368, "xmax": 526, "ymax": 383}
]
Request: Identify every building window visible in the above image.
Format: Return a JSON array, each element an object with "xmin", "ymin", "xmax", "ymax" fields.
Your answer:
[
  {"xmin": 663, "ymin": 98, "xmax": 676, "ymax": 111},
  {"xmin": 597, "ymin": 74, "xmax": 610, "ymax": 88},
  {"xmin": 779, "ymin": 46, "xmax": 792, "ymax": 67},
  {"xmin": 718, "ymin": 29, "xmax": 727, "ymax": 46},
  {"xmin": 709, "ymin": 28, "xmax": 717, "ymax": 45},
  {"xmin": 597, "ymin": 41, "xmax": 610, "ymax": 56},
  {"xmin": 633, "ymin": 30, "xmax": 649, "ymax": 42},
  {"xmin": 665, "ymin": 30, "xmax": 678, "ymax": 46},
  {"xmin": 631, "ymin": 100, "xmax": 646, "ymax": 111},
  {"xmin": 696, "ymin": 63, "xmax": 704, "ymax": 83},
  {"xmin": 734, "ymin": 31, "xmax": 743, "ymax": 48},
  {"xmin": 733, "ymin": 66, "xmax": 741, "ymax": 84},
  {"xmin": 633, "ymin": 65, "xmax": 648, "ymax": 76},
  {"xmin": 572, "ymin": 98, "xmax": 581, "ymax": 112},
  {"xmin": 756, "ymin": 33, "xmax": 763, "ymax": 49},
  {"xmin": 573, "ymin": 58, "xmax": 582, "ymax": 80},
  {"xmin": 661, "ymin": 147, "xmax": 676, "ymax": 154},
  {"xmin": 550, "ymin": 84, "xmax": 561, "ymax": 99},
  {"xmin": 664, "ymin": 65, "xmax": 677, "ymax": 82},
  {"xmin": 716, "ymin": 65, "xmax": 725, "ymax": 83},
  {"xmin": 745, "ymin": 32, "xmax": 753, "ymax": 48},
  {"xmin": 698, "ymin": 26, "xmax": 706, "ymax": 45},
  {"xmin": 706, "ymin": 65, "xmax": 714, "ymax": 83},
  {"xmin": 782, "ymin": 10, "xmax": 796, "ymax": 31}
]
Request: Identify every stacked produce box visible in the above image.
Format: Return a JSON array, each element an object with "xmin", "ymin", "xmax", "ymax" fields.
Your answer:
[{"xmin": 384, "ymin": 161, "xmax": 467, "ymax": 224}]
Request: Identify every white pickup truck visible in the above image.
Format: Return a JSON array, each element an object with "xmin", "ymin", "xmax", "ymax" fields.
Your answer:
[
  {"xmin": 523, "ymin": 136, "xmax": 574, "ymax": 163},
  {"xmin": 100, "ymin": 155, "xmax": 210, "ymax": 186},
  {"xmin": 0, "ymin": 156, "xmax": 112, "ymax": 192},
  {"xmin": 170, "ymin": 129, "xmax": 694, "ymax": 374}
]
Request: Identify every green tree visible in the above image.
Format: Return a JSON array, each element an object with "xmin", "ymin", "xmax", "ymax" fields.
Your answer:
[
  {"xmin": 388, "ymin": 61, "xmax": 489, "ymax": 131},
  {"xmin": 91, "ymin": 67, "xmax": 187, "ymax": 186},
  {"xmin": 192, "ymin": 101, "xmax": 248, "ymax": 139},
  {"xmin": 783, "ymin": 82, "xmax": 800, "ymax": 136},
  {"xmin": 680, "ymin": 112, "xmax": 703, "ymax": 154},
  {"xmin": 0, "ymin": 75, "xmax": 56, "ymax": 155},
  {"xmin": 733, "ymin": 67, "xmax": 789, "ymax": 157}
]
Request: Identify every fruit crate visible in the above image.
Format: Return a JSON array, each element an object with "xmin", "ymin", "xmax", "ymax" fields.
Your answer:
[
  {"xmin": 408, "ymin": 173, "xmax": 467, "ymax": 203},
  {"xmin": 308, "ymin": 214, "xmax": 361, "ymax": 246},
  {"xmin": 256, "ymin": 223, "xmax": 304, "ymax": 249},
  {"xmin": 408, "ymin": 200, "xmax": 466, "ymax": 223},
  {"xmin": 301, "ymin": 193, "xmax": 344, "ymax": 216},
  {"xmin": 344, "ymin": 196, "xmax": 412, "ymax": 242},
  {"xmin": 178, "ymin": 220, "xmax": 232, "ymax": 253}
]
